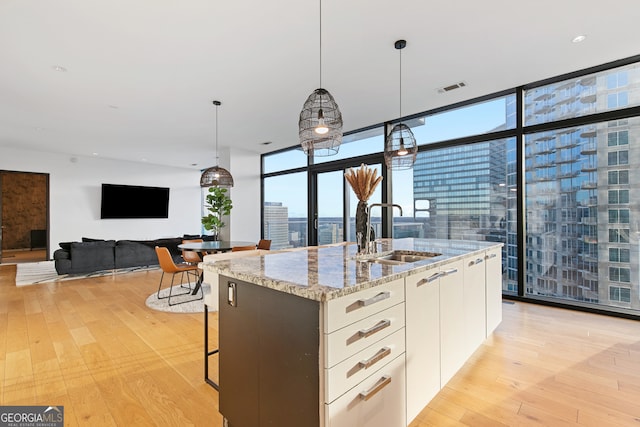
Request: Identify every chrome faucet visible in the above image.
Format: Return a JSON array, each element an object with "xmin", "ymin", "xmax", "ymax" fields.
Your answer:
[{"xmin": 365, "ymin": 203, "xmax": 403, "ymax": 254}]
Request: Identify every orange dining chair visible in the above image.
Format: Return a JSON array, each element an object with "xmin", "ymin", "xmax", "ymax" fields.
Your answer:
[
  {"xmin": 257, "ymin": 239, "xmax": 272, "ymax": 250},
  {"xmin": 155, "ymin": 246, "xmax": 202, "ymax": 306},
  {"xmin": 231, "ymin": 245, "xmax": 257, "ymax": 252},
  {"xmin": 182, "ymin": 239, "xmax": 204, "ymax": 264}
]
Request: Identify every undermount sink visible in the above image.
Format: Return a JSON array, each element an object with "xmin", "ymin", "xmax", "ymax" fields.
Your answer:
[{"xmin": 362, "ymin": 250, "xmax": 442, "ymax": 265}]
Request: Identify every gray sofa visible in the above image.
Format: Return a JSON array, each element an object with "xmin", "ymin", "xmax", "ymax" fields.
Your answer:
[{"xmin": 53, "ymin": 237, "xmax": 185, "ymax": 275}]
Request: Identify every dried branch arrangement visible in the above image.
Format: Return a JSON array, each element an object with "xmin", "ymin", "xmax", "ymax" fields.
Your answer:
[{"xmin": 344, "ymin": 163, "xmax": 383, "ymax": 201}]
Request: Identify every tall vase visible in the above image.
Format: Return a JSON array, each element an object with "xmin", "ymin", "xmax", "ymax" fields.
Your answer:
[{"xmin": 355, "ymin": 200, "xmax": 368, "ymax": 253}]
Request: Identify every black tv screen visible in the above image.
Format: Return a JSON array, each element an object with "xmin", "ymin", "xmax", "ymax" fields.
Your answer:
[{"xmin": 100, "ymin": 184, "xmax": 170, "ymax": 219}]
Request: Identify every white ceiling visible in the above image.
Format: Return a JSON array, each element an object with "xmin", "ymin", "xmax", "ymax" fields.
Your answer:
[{"xmin": 1, "ymin": 0, "xmax": 639, "ymax": 170}]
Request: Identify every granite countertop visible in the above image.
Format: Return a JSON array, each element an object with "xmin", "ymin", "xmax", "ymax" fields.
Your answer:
[{"xmin": 202, "ymin": 238, "xmax": 503, "ymax": 302}]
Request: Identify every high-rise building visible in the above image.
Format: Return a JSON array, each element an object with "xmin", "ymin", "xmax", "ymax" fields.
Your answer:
[
  {"xmin": 412, "ymin": 136, "xmax": 512, "ymax": 289},
  {"xmin": 409, "ymin": 63, "xmax": 640, "ymax": 311},
  {"xmin": 523, "ymin": 64, "xmax": 640, "ymax": 309},
  {"xmin": 263, "ymin": 202, "xmax": 291, "ymax": 249},
  {"xmin": 317, "ymin": 222, "xmax": 343, "ymax": 245}
]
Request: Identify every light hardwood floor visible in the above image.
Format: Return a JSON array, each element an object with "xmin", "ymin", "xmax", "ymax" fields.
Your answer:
[
  {"xmin": 1, "ymin": 264, "xmax": 639, "ymax": 426},
  {"xmin": 1, "ymin": 249, "xmax": 47, "ymax": 264}
]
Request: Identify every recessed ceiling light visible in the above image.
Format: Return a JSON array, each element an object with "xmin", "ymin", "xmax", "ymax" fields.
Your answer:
[
  {"xmin": 92, "ymin": 152, "xmax": 99, "ymax": 156},
  {"xmin": 191, "ymin": 163, "xmax": 198, "ymax": 167},
  {"xmin": 52, "ymin": 65, "xmax": 67, "ymax": 72},
  {"xmin": 572, "ymin": 35, "xmax": 586, "ymax": 43},
  {"xmin": 261, "ymin": 141, "xmax": 272, "ymax": 145}
]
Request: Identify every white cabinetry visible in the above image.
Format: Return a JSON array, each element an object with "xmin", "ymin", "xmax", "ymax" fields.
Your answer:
[
  {"xmin": 323, "ymin": 278, "xmax": 406, "ymax": 427},
  {"xmin": 325, "ymin": 354, "xmax": 405, "ymax": 427},
  {"xmin": 405, "ymin": 249, "xmax": 502, "ymax": 425},
  {"xmin": 325, "ymin": 328, "xmax": 405, "ymax": 403},
  {"xmin": 405, "ymin": 267, "xmax": 441, "ymax": 423},
  {"xmin": 324, "ymin": 279, "xmax": 405, "ymax": 333},
  {"xmin": 438, "ymin": 259, "xmax": 465, "ymax": 386},
  {"xmin": 463, "ymin": 254, "xmax": 487, "ymax": 358}
]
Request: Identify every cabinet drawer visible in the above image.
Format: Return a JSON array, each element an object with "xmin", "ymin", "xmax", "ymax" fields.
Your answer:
[
  {"xmin": 325, "ymin": 302, "xmax": 404, "ymax": 368},
  {"xmin": 325, "ymin": 354, "xmax": 406, "ymax": 427},
  {"xmin": 324, "ymin": 278, "xmax": 405, "ymax": 334},
  {"xmin": 325, "ymin": 328, "xmax": 405, "ymax": 403}
]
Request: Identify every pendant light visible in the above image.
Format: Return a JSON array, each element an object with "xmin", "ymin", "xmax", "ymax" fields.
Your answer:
[
  {"xmin": 298, "ymin": 0, "xmax": 343, "ymax": 157},
  {"xmin": 384, "ymin": 39, "xmax": 417, "ymax": 170},
  {"xmin": 200, "ymin": 100, "xmax": 234, "ymax": 188}
]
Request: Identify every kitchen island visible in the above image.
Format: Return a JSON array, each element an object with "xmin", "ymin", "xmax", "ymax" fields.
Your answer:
[{"xmin": 202, "ymin": 238, "xmax": 503, "ymax": 427}]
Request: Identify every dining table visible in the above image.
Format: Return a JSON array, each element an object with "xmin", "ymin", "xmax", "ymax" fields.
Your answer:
[{"xmin": 178, "ymin": 240, "xmax": 256, "ymax": 295}]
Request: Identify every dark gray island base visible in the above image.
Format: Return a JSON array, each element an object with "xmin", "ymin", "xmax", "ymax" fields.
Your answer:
[
  {"xmin": 205, "ymin": 238, "xmax": 503, "ymax": 427},
  {"xmin": 219, "ymin": 279, "xmax": 320, "ymax": 427}
]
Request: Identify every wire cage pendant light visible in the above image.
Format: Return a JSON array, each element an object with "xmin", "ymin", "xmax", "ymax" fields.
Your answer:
[
  {"xmin": 384, "ymin": 39, "xmax": 417, "ymax": 170},
  {"xmin": 298, "ymin": 0, "xmax": 343, "ymax": 157},
  {"xmin": 200, "ymin": 100, "xmax": 234, "ymax": 188}
]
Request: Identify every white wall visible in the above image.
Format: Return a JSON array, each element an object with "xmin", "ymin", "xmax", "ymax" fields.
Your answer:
[
  {"xmin": 1, "ymin": 146, "xmax": 262, "ymax": 257},
  {"xmin": 228, "ymin": 146, "xmax": 261, "ymax": 242}
]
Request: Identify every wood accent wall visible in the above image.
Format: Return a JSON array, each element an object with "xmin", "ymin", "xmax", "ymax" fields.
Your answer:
[{"xmin": 1, "ymin": 171, "xmax": 47, "ymax": 250}]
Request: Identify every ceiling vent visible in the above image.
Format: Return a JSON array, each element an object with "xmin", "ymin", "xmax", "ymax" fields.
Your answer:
[{"xmin": 437, "ymin": 81, "xmax": 467, "ymax": 93}]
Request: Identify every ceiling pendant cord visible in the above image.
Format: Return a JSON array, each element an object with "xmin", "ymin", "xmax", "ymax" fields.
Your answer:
[
  {"xmin": 199, "ymin": 100, "xmax": 234, "ymax": 188},
  {"xmin": 316, "ymin": 0, "xmax": 327, "ymax": 134},
  {"xmin": 214, "ymin": 100, "xmax": 220, "ymax": 167},
  {"xmin": 319, "ymin": 0, "xmax": 322, "ymax": 90},
  {"xmin": 398, "ymin": 41, "xmax": 402, "ymax": 118},
  {"xmin": 298, "ymin": 0, "xmax": 343, "ymax": 156},
  {"xmin": 397, "ymin": 41, "xmax": 406, "ymax": 154},
  {"xmin": 384, "ymin": 39, "xmax": 417, "ymax": 170}
]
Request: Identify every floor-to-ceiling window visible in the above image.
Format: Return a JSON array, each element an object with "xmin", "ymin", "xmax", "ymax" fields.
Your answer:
[
  {"xmin": 261, "ymin": 55, "xmax": 640, "ymax": 317},
  {"xmin": 523, "ymin": 61, "xmax": 640, "ymax": 312}
]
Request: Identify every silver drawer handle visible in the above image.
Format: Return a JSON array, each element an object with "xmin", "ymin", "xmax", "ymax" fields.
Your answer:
[
  {"xmin": 443, "ymin": 268, "xmax": 458, "ymax": 276},
  {"xmin": 228, "ymin": 282, "xmax": 237, "ymax": 307},
  {"xmin": 358, "ymin": 291, "xmax": 390, "ymax": 307},
  {"xmin": 486, "ymin": 253, "xmax": 497, "ymax": 259},
  {"xmin": 422, "ymin": 271, "xmax": 442, "ymax": 284},
  {"xmin": 469, "ymin": 258, "xmax": 484, "ymax": 266},
  {"xmin": 359, "ymin": 375, "xmax": 391, "ymax": 401},
  {"xmin": 359, "ymin": 319, "xmax": 391, "ymax": 338},
  {"xmin": 359, "ymin": 347, "xmax": 391, "ymax": 369}
]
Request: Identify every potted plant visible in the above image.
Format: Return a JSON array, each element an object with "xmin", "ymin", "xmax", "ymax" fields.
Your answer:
[{"xmin": 201, "ymin": 187, "xmax": 233, "ymax": 241}]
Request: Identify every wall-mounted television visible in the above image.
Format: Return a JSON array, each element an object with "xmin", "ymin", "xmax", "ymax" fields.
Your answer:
[{"xmin": 100, "ymin": 184, "xmax": 170, "ymax": 219}]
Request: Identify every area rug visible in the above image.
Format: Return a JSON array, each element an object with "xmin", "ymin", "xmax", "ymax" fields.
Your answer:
[
  {"xmin": 15, "ymin": 261, "xmax": 63, "ymax": 286},
  {"xmin": 15, "ymin": 261, "xmax": 160, "ymax": 287},
  {"xmin": 145, "ymin": 283, "xmax": 213, "ymax": 314}
]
